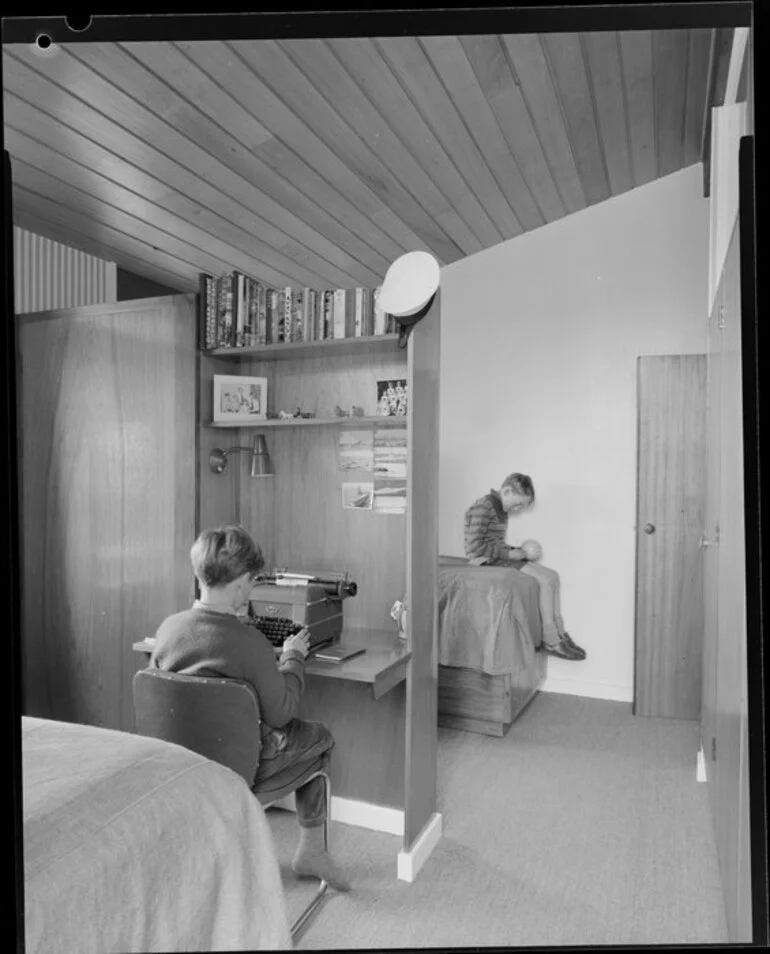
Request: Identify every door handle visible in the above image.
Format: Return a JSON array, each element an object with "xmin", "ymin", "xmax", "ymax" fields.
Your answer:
[{"xmin": 643, "ymin": 523, "xmax": 655, "ymax": 534}]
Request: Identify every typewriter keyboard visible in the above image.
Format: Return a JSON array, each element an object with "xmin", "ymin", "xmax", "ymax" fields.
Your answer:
[{"xmin": 248, "ymin": 615, "xmax": 303, "ymax": 647}]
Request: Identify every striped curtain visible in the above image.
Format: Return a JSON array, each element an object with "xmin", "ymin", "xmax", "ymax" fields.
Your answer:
[{"xmin": 13, "ymin": 227, "xmax": 117, "ymax": 314}]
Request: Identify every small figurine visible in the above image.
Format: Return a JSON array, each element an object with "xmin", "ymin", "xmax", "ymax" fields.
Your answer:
[
  {"xmin": 351, "ymin": 405, "xmax": 364, "ymax": 417},
  {"xmin": 334, "ymin": 405, "xmax": 349, "ymax": 418},
  {"xmin": 278, "ymin": 409, "xmax": 294, "ymax": 419}
]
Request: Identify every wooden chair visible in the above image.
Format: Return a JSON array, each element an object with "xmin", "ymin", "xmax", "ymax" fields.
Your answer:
[{"xmin": 132, "ymin": 668, "xmax": 331, "ymax": 941}]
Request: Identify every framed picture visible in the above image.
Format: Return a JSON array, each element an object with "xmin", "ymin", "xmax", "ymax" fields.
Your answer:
[
  {"xmin": 213, "ymin": 375, "xmax": 268, "ymax": 423},
  {"xmin": 376, "ymin": 378, "xmax": 408, "ymax": 416}
]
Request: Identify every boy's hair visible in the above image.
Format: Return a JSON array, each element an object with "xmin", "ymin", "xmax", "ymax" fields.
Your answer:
[
  {"xmin": 190, "ymin": 525, "xmax": 265, "ymax": 588},
  {"xmin": 501, "ymin": 472, "xmax": 535, "ymax": 502}
]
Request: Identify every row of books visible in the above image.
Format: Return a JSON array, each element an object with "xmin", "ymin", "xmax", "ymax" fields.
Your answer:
[{"xmin": 199, "ymin": 272, "xmax": 398, "ymax": 350}]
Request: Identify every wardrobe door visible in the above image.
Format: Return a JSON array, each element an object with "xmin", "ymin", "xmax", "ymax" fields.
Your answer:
[{"xmin": 18, "ymin": 295, "xmax": 197, "ymax": 732}]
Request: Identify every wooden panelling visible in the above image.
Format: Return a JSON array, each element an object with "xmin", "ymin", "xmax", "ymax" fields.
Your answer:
[
  {"xmin": 501, "ymin": 33, "xmax": 587, "ymax": 215},
  {"xmin": 540, "ymin": 32, "xmax": 610, "ymax": 205},
  {"xmin": 458, "ymin": 34, "xmax": 566, "ymax": 225},
  {"xmin": 4, "ymin": 31, "xmax": 718, "ymax": 284},
  {"xmin": 619, "ymin": 31, "xmax": 657, "ymax": 188},
  {"xmin": 580, "ymin": 32, "xmax": 634, "ymax": 196},
  {"xmin": 653, "ymin": 30, "xmax": 689, "ymax": 178},
  {"xmin": 634, "ymin": 354, "xmax": 707, "ymax": 720},
  {"xmin": 713, "ymin": 224, "xmax": 751, "ymax": 943},
  {"xmin": 298, "ymin": 678, "xmax": 406, "ymax": 808},
  {"xmin": 403, "ymin": 292, "xmax": 440, "ymax": 850},
  {"xmin": 438, "ymin": 667, "xmax": 512, "ymax": 722},
  {"xmin": 18, "ymin": 296, "xmax": 197, "ymax": 732}
]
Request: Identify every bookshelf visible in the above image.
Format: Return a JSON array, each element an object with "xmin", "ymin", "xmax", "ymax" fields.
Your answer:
[{"xmin": 197, "ymin": 272, "xmax": 440, "ymax": 872}]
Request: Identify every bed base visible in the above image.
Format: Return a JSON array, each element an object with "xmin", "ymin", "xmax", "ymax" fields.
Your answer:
[{"xmin": 437, "ymin": 652, "xmax": 546, "ymax": 737}]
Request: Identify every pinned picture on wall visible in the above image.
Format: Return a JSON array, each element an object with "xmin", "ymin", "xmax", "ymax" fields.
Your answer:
[
  {"xmin": 338, "ymin": 427, "xmax": 374, "ymax": 472},
  {"xmin": 373, "ymin": 424, "xmax": 407, "ymax": 478},
  {"xmin": 376, "ymin": 378, "xmax": 408, "ymax": 416},
  {"xmin": 341, "ymin": 482, "xmax": 374, "ymax": 510},
  {"xmin": 373, "ymin": 479, "xmax": 407, "ymax": 514},
  {"xmin": 212, "ymin": 375, "xmax": 268, "ymax": 423}
]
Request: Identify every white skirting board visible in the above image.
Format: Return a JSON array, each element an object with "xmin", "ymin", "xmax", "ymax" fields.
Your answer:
[
  {"xmin": 541, "ymin": 673, "xmax": 633, "ymax": 703},
  {"xmin": 397, "ymin": 813, "xmax": 443, "ymax": 883},
  {"xmin": 269, "ymin": 792, "xmax": 406, "ymax": 836},
  {"xmin": 697, "ymin": 745, "xmax": 707, "ymax": 783}
]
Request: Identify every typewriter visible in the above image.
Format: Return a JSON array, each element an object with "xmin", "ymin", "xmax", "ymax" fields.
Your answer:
[{"xmin": 243, "ymin": 569, "xmax": 357, "ymax": 654}]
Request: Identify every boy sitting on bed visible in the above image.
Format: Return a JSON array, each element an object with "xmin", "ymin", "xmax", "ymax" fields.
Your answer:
[
  {"xmin": 464, "ymin": 472, "xmax": 586, "ymax": 661},
  {"xmin": 150, "ymin": 524, "xmax": 351, "ymax": 892}
]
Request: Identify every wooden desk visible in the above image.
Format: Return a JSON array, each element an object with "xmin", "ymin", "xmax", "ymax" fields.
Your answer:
[
  {"xmin": 132, "ymin": 631, "xmax": 411, "ymax": 813},
  {"xmin": 131, "ymin": 634, "xmax": 411, "ymax": 700}
]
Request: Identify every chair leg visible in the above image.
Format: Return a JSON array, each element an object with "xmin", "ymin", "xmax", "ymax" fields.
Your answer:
[{"xmin": 290, "ymin": 771, "xmax": 333, "ymax": 942}]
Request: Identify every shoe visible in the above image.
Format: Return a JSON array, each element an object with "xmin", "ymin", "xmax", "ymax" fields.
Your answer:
[
  {"xmin": 560, "ymin": 632, "xmax": 586, "ymax": 659},
  {"xmin": 540, "ymin": 636, "xmax": 584, "ymax": 660}
]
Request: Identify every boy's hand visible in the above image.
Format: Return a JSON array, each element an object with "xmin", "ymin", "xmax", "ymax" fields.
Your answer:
[
  {"xmin": 283, "ymin": 627, "xmax": 311, "ymax": 658},
  {"xmin": 509, "ymin": 547, "xmax": 527, "ymax": 561}
]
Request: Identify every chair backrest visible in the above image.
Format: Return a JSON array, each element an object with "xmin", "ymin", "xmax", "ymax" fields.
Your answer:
[{"xmin": 132, "ymin": 669, "xmax": 262, "ymax": 786}]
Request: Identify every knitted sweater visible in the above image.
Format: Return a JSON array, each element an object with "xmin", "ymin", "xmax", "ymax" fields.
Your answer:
[
  {"xmin": 463, "ymin": 489, "xmax": 511, "ymax": 564},
  {"xmin": 150, "ymin": 606, "xmax": 306, "ymax": 736}
]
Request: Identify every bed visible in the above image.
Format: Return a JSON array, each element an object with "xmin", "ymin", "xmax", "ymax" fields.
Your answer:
[
  {"xmin": 437, "ymin": 556, "xmax": 546, "ymax": 736},
  {"xmin": 22, "ymin": 716, "xmax": 292, "ymax": 953}
]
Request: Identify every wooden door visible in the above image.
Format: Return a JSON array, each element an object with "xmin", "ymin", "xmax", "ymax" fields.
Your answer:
[
  {"xmin": 18, "ymin": 295, "xmax": 197, "ymax": 732},
  {"xmin": 634, "ymin": 354, "xmax": 707, "ymax": 719}
]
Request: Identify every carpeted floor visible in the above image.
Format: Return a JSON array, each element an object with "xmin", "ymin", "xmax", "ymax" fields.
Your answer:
[{"xmin": 267, "ymin": 692, "xmax": 728, "ymax": 949}]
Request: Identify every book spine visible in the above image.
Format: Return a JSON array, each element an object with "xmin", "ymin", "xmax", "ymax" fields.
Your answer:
[
  {"xmin": 256, "ymin": 282, "xmax": 267, "ymax": 345},
  {"xmin": 281, "ymin": 286, "xmax": 292, "ymax": 342},
  {"xmin": 373, "ymin": 284, "xmax": 386, "ymax": 335},
  {"xmin": 292, "ymin": 287, "xmax": 304, "ymax": 342},
  {"xmin": 245, "ymin": 277, "xmax": 256, "ymax": 347},
  {"xmin": 362, "ymin": 287, "xmax": 373, "ymax": 336},
  {"xmin": 234, "ymin": 272, "xmax": 246, "ymax": 348},
  {"xmin": 322, "ymin": 290, "xmax": 332, "ymax": 340},
  {"xmin": 354, "ymin": 287, "xmax": 364, "ymax": 337},
  {"xmin": 215, "ymin": 274, "xmax": 228, "ymax": 348},
  {"xmin": 265, "ymin": 288, "xmax": 275, "ymax": 345},
  {"xmin": 345, "ymin": 288, "xmax": 355, "ymax": 338},
  {"xmin": 301, "ymin": 287, "xmax": 312, "ymax": 341},
  {"xmin": 199, "ymin": 273, "xmax": 214, "ymax": 350},
  {"xmin": 333, "ymin": 289, "xmax": 345, "ymax": 339}
]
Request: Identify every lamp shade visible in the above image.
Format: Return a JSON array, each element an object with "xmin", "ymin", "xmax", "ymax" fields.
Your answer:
[{"xmin": 250, "ymin": 433, "xmax": 273, "ymax": 477}]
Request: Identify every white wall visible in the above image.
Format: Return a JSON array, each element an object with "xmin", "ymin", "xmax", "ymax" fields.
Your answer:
[{"xmin": 439, "ymin": 165, "xmax": 709, "ymax": 702}]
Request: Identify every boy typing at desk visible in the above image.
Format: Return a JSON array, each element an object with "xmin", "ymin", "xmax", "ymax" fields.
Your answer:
[{"xmin": 150, "ymin": 524, "xmax": 351, "ymax": 891}]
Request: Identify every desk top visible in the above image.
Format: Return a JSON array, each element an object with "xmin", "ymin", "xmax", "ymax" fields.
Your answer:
[{"xmin": 132, "ymin": 632, "xmax": 411, "ymax": 700}]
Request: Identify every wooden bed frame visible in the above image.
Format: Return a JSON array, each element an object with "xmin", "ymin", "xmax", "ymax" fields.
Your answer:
[{"xmin": 437, "ymin": 651, "xmax": 547, "ymax": 737}]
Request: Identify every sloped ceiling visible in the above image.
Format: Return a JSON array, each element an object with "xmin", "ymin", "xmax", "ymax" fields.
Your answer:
[{"xmin": 2, "ymin": 29, "xmax": 733, "ymax": 293}]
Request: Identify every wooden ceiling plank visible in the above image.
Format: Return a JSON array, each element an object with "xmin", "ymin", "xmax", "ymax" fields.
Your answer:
[
  {"xmin": 500, "ymin": 33, "xmax": 587, "ymax": 215},
  {"xmin": 70, "ymin": 41, "xmax": 391, "ymax": 284},
  {"xmin": 652, "ymin": 30, "xmax": 689, "ymax": 178},
  {"xmin": 115, "ymin": 41, "xmax": 391, "ymax": 280},
  {"xmin": 618, "ymin": 31, "xmax": 657, "ymax": 189},
  {"xmin": 166, "ymin": 39, "xmax": 420, "ymax": 265},
  {"xmin": 4, "ymin": 98, "xmax": 353, "ymax": 288},
  {"xmin": 255, "ymin": 38, "xmax": 467, "ymax": 263},
  {"xmin": 580, "ymin": 32, "xmax": 634, "ymax": 197},
  {"xmin": 420, "ymin": 35, "xmax": 544, "ymax": 233},
  {"xmin": 12, "ymin": 183, "xmax": 223, "ymax": 286},
  {"xmin": 13, "ymin": 209, "xmax": 198, "ymax": 292},
  {"xmin": 11, "ymin": 162, "xmax": 300, "ymax": 288},
  {"xmin": 539, "ymin": 32, "xmax": 611, "ymax": 206},
  {"xmin": 4, "ymin": 125, "xmax": 335, "ymax": 290},
  {"xmin": 458, "ymin": 33, "xmax": 566, "ymax": 225},
  {"xmin": 3, "ymin": 46, "xmax": 386, "ymax": 287},
  {"xmin": 374, "ymin": 36, "xmax": 519, "ymax": 243},
  {"xmin": 684, "ymin": 30, "xmax": 712, "ymax": 167},
  {"xmin": 3, "ymin": 79, "xmax": 374, "ymax": 289},
  {"xmin": 326, "ymin": 36, "xmax": 500, "ymax": 252}
]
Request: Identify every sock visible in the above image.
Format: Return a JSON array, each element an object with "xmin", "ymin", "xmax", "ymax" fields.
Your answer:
[
  {"xmin": 542, "ymin": 622, "xmax": 561, "ymax": 646},
  {"xmin": 292, "ymin": 824, "xmax": 351, "ymax": 892}
]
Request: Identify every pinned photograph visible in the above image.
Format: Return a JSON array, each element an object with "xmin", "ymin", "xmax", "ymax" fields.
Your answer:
[
  {"xmin": 341, "ymin": 482, "xmax": 374, "ymax": 510},
  {"xmin": 374, "ymin": 424, "xmax": 407, "ymax": 478},
  {"xmin": 374, "ymin": 479, "xmax": 407, "ymax": 514},
  {"xmin": 338, "ymin": 427, "xmax": 374, "ymax": 472},
  {"xmin": 376, "ymin": 379, "xmax": 408, "ymax": 416},
  {"xmin": 212, "ymin": 375, "xmax": 267, "ymax": 423}
]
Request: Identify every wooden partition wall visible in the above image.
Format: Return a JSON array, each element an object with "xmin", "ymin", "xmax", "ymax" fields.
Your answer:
[
  {"xmin": 18, "ymin": 295, "xmax": 197, "ymax": 732},
  {"xmin": 197, "ymin": 302, "xmax": 441, "ymax": 854}
]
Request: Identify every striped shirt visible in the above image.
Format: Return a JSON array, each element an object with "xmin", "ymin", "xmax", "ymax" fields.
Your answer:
[{"xmin": 463, "ymin": 490, "xmax": 510, "ymax": 564}]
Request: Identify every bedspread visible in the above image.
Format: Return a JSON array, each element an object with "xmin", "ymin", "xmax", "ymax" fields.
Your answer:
[
  {"xmin": 22, "ymin": 716, "xmax": 292, "ymax": 953},
  {"xmin": 438, "ymin": 557, "xmax": 543, "ymax": 676}
]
